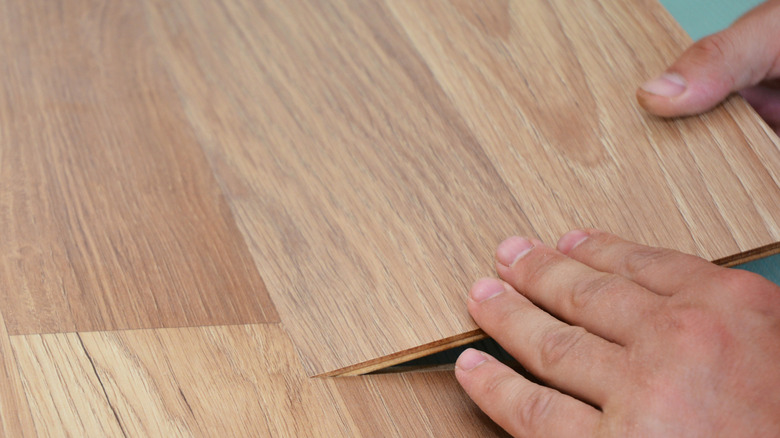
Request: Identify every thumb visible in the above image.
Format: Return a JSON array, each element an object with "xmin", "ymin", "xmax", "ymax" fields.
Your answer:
[{"xmin": 637, "ymin": 1, "xmax": 780, "ymax": 118}]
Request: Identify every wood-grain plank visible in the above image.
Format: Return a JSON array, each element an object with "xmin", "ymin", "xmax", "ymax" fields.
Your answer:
[
  {"xmin": 387, "ymin": 0, "xmax": 780, "ymax": 258},
  {"xmin": 10, "ymin": 334, "xmax": 125, "ymax": 437},
  {"xmin": 142, "ymin": 0, "xmax": 534, "ymax": 376},
  {"xmin": 0, "ymin": 310, "xmax": 36, "ymax": 437},
  {"xmin": 333, "ymin": 371, "xmax": 510, "ymax": 438},
  {"xmin": 141, "ymin": 0, "xmax": 780, "ymax": 376},
  {"xmin": 0, "ymin": 0, "xmax": 278, "ymax": 335},
  {"xmin": 9, "ymin": 324, "xmax": 505, "ymax": 437},
  {"xmin": 80, "ymin": 325, "xmax": 353, "ymax": 437}
]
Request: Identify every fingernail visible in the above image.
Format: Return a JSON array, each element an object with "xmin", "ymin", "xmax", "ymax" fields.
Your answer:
[
  {"xmin": 640, "ymin": 73, "xmax": 687, "ymax": 97},
  {"xmin": 456, "ymin": 348, "xmax": 487, "ymax": 371},
  {"xmin": 557, "ymin": 230, "xmax": 589, "ymax": 254},
  {"xmin": 470, "ymin": 278, "xmax": 505, "ymax": 302},
  {"xmin": 496, "ymin": 236, "xmax": 534, "ymax": 266}
]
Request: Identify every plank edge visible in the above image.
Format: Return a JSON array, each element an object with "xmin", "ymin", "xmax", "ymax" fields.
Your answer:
[
  {"xmin": 320, "ymin": 330, "xmax": 486, "ymax": 377},
  {"xmin": 715, "ymin": 242, "xmax": 780, "ymax": 267},
  {"xmin": 323, "ymin": 243, "xmax": 780, "ymax": 377}
]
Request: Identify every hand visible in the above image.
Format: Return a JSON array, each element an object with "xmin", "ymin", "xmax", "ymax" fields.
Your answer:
[
  {"xmin": 636, "ymin": 0, "xmax": 780, "ymax": 134},
  {"xmin": 455, "ymin": 230, "xmax": 780, "ymax": 436}
]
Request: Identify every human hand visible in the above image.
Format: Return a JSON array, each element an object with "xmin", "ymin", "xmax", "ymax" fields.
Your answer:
[
  {"xmin": 637, "ymin": 0, "xmax": 780, "ymax": 134},
  {"xmin": 455, "ymin": 230, "xmax": 780, "ymax": 436}
]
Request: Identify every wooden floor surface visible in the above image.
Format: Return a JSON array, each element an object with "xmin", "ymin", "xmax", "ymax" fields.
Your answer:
[
  {"xmin": 7, "ymin": 323, "xmax": 507, "ymax": 437},
  {"xmin": 1, "ymin": 0, "xmax": 779, "ymax": 435},
  {"xmin": 0, "ymin": 0, "xmax": 279, "ymax": 336},
  {"xmin": 148, "ymin": 0, "xmax": 780, "ymax": 376}
]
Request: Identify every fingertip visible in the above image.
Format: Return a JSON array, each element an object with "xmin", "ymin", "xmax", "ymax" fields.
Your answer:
[
  {"xmin": 470, "ymin": 278, "xmax": 506, "ymax": 303},
  {"xmin": 456, "ymin": 348, "xmax": 490, "ymax": 373},
  {"xmin": 557, "ymin": 230, "xmax": 590, "ymax": 254},
  {"xmin": 455, "ymin": 353, "xmax": 603, "ymax": 438},
  {"xmin": 496, "ymin": 236, "xmax": 534, "ymax": 267},
  {"xmin": 640, "ymin": 72, "xmax": 687, "ymax": 98},
  {"xmin": 636, "ymin": 86, "xmax": 679, "ymax": 118},
  {"xmin": 635, "ymin": 76, "xmax": 704, "ymax": 118},
  {"xmin": 636, "ymin": 24, "xmax": 771, "ymax": 119},
  {"xmin": 635, "ymin": 71, "xmax": 689, "ymax": 118}
]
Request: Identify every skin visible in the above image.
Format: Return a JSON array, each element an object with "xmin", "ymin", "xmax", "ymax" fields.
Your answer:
[
  {"xmin": 456, "ymin": 2, "xmax": 780, "ymax": 436},
  {"xmin": 636, "ymin": 0, "xmax": 780, "ymax": 133}
]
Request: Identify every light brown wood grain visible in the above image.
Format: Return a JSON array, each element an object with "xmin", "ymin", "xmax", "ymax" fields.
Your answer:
[
  {"xmin": 2, "ymin": 0, "xmax": 779, "ymax": 432},
  {"xmin": 143, "ymin": 0, "xmax": 535, "ymax": 376},
  {"xmin": 80, "ymin": 324, "xmax": 353, "ymax": 437},
  {"xmin": 0, "ymin": 0, "xmax": 278, "ymax": 335},
  {"xmin": 9, "ymin": 324, "xmax": 506, "ymax": 437},
  {"xmin": 387, "ymin": 0, "xmax": 780, "ymax": 258},
  {"xmin": 333, "ymin": 371, "xmax": 510, "ymax": 437},
  {"xmin": 10, "ymin": 334, "xmax": 125, "ymax": 437},
  {"xmin": 0, "ymin": 310, "xmax": 35, "ymax": 437},
  {"xmin": 141, "ymin": 0, "xmax": 780, "ymax": 376}
]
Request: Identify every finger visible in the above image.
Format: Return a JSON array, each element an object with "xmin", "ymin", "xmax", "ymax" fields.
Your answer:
[
  {"xmin": 455, "ymin": 349, "xmax": 601, "ymax": 438},
  {"xmin": 636, "ymin": 0, "xmax": 780, "ymax": 117},
  {"xmin": 468, "ymin": 278, "xmax": 623, "ymax": 405},
  {"xmin": 494, "ymin": 237, "xmax": 661, "ymax": 344},
  {"xmin": 740, "ymin": 84, "xmax": 780, "ymax": 134},
  {"xmin": 556, "ymin": 229, "xmax": 722, "ymax": 296}
]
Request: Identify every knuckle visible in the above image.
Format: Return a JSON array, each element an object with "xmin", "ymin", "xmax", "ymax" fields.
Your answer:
[
  {"xmin": 490, "ymin": 300, "xmax": 531, "ymax": 334},
  {"xmin": 480, "ymin": 371, "xmax": 515, "ymax": 401},
  {"xmin": 650, "ymin": 304, "xmax": 701, "ymax": 334},
  {"xmin": 515, "ymin": 387, "xmax": 556, "ymax": 433},
  {"xmin": 691, "ymin": 33, "xmax": 731, "ymax": 65},
  {"xmin": 569, "ymin": 273, "xmax": 621, "ymax": 310},
  {"xmin": 687, "ymin": 33, "xmax": 738, "ymax": 86},
  {"xmin": 538, "ymin": 324, "xmax": 587, "ymax": 369},
  {"xmin": 715, "ymin": 268, "xmax": 768, "ymax": 293},
  {"xmin": 712, "ymin": 268, "xmax": 780, "ymax": 309},
  {"xmin": 648, "ymin": 304, "xmax": 727, "ymax": 351}
]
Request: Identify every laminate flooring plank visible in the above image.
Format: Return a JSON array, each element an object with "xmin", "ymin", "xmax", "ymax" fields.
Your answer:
[
  {"xmin": 0, "ymin": 310, "xmax": 36, "ymax": 437},
  {"xmin": 9, "ymin": 324, "xmax": 505, "ymax": 437},
  {"xmin": 143, "ymin": 0, "xmax": 534, "ymax": 377},
  {"xmin": 10, "ymin": 334, "xmax": 125, "ymax": 437},
  {"xmin": 80, "ymin": 325, "xmax": 353, "ymax": 437},
  {"xmin": 386, "ymin": 0, "xmax": 780, "ymax": 259},
  {"xmin": 0, "ymin": 0, "xmax": 278, "ymax": 335},
  {"xmin": 333, "ymin": 371, "xmax": 510, "ymax": 438},
  {"xmin": 142, "ymin": 0, "xmax": 780, "ymax": 377}
]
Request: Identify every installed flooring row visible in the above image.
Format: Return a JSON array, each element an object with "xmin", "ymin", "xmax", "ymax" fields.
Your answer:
[{"xmin": 0, "ymin": 314, "xmax": 507, "ymax": 436}]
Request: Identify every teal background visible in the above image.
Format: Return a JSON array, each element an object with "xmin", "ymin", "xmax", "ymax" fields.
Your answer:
[
  {"xmin": 659, "ymin": 0, "xmax": 764, "ymax": 41},
  {"xmin": 662, "ymin": 0, "xmax": 779, "ymax": 285}
]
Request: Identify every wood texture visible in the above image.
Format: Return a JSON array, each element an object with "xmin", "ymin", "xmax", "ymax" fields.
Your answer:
[
  {"xmin": 142, "ymin": 0, "xmax": 533, "ymax": 376},
  {"xmin": 0, "ymin": 0, "xmax": 278, "ymax": 335},
  {"xmin": 332, "ymin": 370, "xmax": 509, "ymax": 437},
  {"xmin": 9, "ymin": 324, "xmax": 506, "ymax": 437},
  {"xmin": 1, "ymin": 0, "xmax": 779, "ymax": 434},
  {"xmin": 0, "ymin": 310, "xmax": 35, "ymax": 437},
  {"xmin": 2, "ymin": 0, "xmax": 779, "ymax": 384},
  {"xmin": 142, "ymin": 0, "xmax": 780, "ymax": 376},
  {"xmin": 388, "ymin": 0, "xmax": 780, "ymax": 259},
  {"xmin": 11, "ymin": 334, "xmax": 125, "ymax": 437}
]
